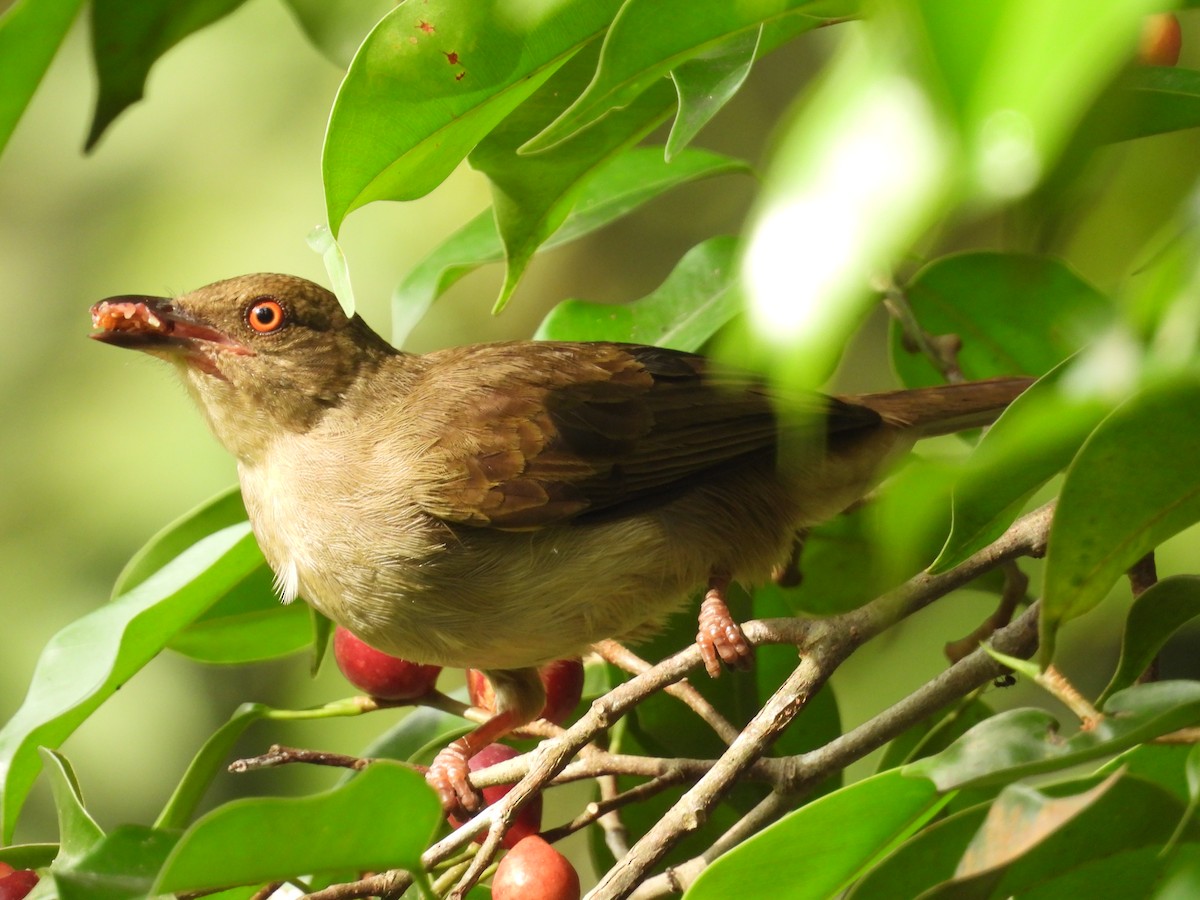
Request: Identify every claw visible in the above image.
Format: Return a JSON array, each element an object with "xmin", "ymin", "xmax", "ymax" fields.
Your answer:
[
  {"xmin": 428, "ymin": 739, "xmax": 482, "ymax": 816},
  {"xmin": 695, "ymin": 575, "xmax": 753, "ymax": 678}
]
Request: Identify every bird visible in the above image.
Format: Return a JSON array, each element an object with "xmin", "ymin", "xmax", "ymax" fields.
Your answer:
[{"xmin": 90, "ymin": 272, "xmax": 1032, "ymax": 811}]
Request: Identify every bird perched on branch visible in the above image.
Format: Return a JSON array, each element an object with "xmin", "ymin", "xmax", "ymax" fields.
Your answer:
[{"xmin": 91, "ymin": 273, "xmax": 1031, "ymax": 811}]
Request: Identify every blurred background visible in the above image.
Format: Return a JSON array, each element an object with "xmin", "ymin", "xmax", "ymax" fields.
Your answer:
[{"xmin": 3, "ymin": 0, "xmax": 1200, "ymax": 859}]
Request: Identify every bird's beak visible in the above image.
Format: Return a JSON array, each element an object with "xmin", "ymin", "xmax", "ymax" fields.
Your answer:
[{"xmin": 90, "ymin": 295, "xmax": 252, "ymax": 375}]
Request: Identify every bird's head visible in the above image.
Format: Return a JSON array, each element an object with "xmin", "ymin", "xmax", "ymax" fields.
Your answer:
[{"xmin": 90, "ymin": 273, "xmax": 398, "ymax": 460}]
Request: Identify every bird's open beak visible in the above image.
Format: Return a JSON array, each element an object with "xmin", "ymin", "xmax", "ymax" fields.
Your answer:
[{"xmin": 90, "ymin": 295, "xmax": 252, "ymax": 376}]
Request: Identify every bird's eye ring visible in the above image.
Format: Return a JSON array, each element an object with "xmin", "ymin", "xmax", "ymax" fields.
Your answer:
[{"xmin": 247, "ymin": 298, "xmax": 286, "ymax": 333}]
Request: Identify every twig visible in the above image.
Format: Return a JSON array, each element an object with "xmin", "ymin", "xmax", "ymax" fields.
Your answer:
[
  {"xmin": 306, "ymin": 502, "xmax": 1055, "ymax": 900},
  {"xmin": 1037, "ymin": 665, "xmax": 1101, "ymax": 729},
  {"xmin": 597, "ymin": 774, "xmax": 632, "ymax": 859},
  {"xmin": 596, "ymin": 640, "xmax": 741, "ymax": 745},
  {"xmin": 879, "ymin": 281, "xmax": 965, "ymax": 383},
  {"xmin": 590, "ymin": 504, "xmax": 1053, "ymax": 898},
  {"xmin": 944, "ymin": 560, "xmax": 1028, "ymax": 663},
  {"xmin": 229, "ymin": 745, "xmax": 377, "ymax": 774}
]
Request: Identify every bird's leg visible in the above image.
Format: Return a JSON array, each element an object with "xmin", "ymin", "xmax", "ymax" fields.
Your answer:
[
  {"xmin": 427, "ymin": 667, "xmax": 545, "ymax": 815},
  {"xmin": 696, "ymin": 573, "xmax": 753, "ymax": 678},
  {"xmin": 771, "ymin": 530, "xmax": 808, "ymax": 588}
]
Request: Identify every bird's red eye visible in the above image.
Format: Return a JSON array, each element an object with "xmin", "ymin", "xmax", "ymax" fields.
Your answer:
[{"xmin": 247, "ymin": 298, "xmax": 285, "ymax": 333}]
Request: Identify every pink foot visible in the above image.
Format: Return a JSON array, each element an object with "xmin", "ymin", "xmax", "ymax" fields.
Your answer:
[
  {"xmin": 696, "ymin": 576, "xmax": 753, "ymax": 678},
  {"xmin": 427, "ymin": 740, "xmax": 481, "ymax": 815}
]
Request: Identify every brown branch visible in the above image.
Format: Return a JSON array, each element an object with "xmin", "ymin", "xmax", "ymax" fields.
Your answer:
[
  {"xmin": 589, "ymin": 503, "xmax": 1053, "ymax": 898},
  {"xmin": 306, "ymin": 502, "xmax": 1054, "ymax": 900},
  {"xmin": 596, "ymin": 640, "xmax": 741, "ymax": 745}
]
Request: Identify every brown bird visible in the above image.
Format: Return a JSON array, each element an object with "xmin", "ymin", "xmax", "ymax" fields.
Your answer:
[{"xmin": 90, "ymin": 273, "xmax": 1031, "ymax": 810}]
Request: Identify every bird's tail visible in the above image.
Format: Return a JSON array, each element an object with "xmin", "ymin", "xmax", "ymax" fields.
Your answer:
[{"xmin": 848, "ymin": 376, "xmax": 1035, "ymax": 436}]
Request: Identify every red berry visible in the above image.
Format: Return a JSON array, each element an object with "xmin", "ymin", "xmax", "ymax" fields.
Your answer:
[
  {"xmin": 537, "ymin": 659, "xmax": 585, "ymax": 725},
  {"xmin": 0, "ymin": 868, "xmax": 39, "ymax": 900},
  {"xmin": 332, "ymin": 627, "xmax": 440, "ymax": 700},
  {"xmin": 492, "ymin": 835, "xmax": 580, "ymax": 900},
  {"xmin": 467, "ymin": 658, "xmax": 584, "ymax": 725},
  {"xmin": 447, "ymin": 743, "xmax": 543, "ymax": 849},
  {"xmin": 1139, "ymin": 13, "xmax": 1182, "ymax": 66}
]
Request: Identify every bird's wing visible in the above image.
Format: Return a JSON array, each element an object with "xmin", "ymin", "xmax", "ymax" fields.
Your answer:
[{"xmin": 408, "ymin": 342, "xmax": 882, "ymax": 529}]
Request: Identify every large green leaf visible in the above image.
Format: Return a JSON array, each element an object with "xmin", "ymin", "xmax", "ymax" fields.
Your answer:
[
  {"xmin": 907, "ymin": 681, "xmax": 1200, "ymax": 792},
  {"xmin": 535, "ymin": 236, "xmax": 741, "ymax": 349},
  {"xmin": 1099, "ymin": 576, "xmax": 1200, "ymax": 705},
  {"xmin": 0, "ymin": 523, "xmax": 260, "ymax": 841},
  {"xmin": 155, "ymin": 762, "xmax": 440, "ymax": 893},
  {"xmin": 1041, "ymin": 377, "xmax": 1200, "ymax": 663},
  {"xmin": 322, "ymin": 0, "xmax": 623, "ymax": 234},
  {"xmin": 0, "ymin": 0, "xmax": 85, "ymax": 159},
  {"xmin": 391, "ymin": 147, "xmax": 747, "ymax": 343},
  {"xmin": 470, "ymin": 44, "xmax": 677, "ymax": 311},
  {"xmin": 685, "ymin": 769, "xmax": 949, "ymax": 900},
  {"xmin": 526, "ymin": 0, "xmax": 840, "ymax": 151},
  {"xmin": 86, "ymin": 0, "xmax": 250, "ymax": 149},
  {"xmin": 891, "ymin": 253, "xmax": 1111, "ymax": 388}
]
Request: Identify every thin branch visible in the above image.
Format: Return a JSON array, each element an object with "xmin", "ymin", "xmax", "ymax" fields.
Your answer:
[{"xmin": 596, "ymin": 640, "xmax": 741, "ymax": 745}]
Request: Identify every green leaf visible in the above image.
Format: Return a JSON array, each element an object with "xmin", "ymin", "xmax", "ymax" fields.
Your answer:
[
  {"xmin": 0, "ymin": 845, "xmax": 58, "ymax": 870},
  {"xmin": 0, "ymin": 0, "xmax": 85, "ymax": 159},
  {"xmin": 39, "ymin": 750, "xmax": 103, "ymax": 868},
  {"xmin": 112, "ymin": 485, "xmax": 245, "ymax": 597},
  {"xmin": 322, "ymin": 0, "xmax": 623, "ymax": 234},
  {"xmin": 876, "ymin": 698, "xmax": 995, "ymax": 772},
  {"xmin": 526, "ymin": 0, "xmax": 837, "ymax": 151},
  {"xmin": 845, "ymin": 801, "xmax": 991, "ymax": 899},
  {"xmin": 535, "ymin": 236, "xmax": 741, "ymax": 349},
  {"xmin": 667, "ymin": 27, "xmax": 761, "ymax": 161},
  {"xmin": 155, "ymin": 762, "xmax": 441, "ymax": 893},
  {"xmin": 55, "ymin": 824, "xmax": 180, "ymax": 900},
  {"xmin": 155, "ymin": 703, "xmax": 268, "ymax": 832},
  {"xmin": 1041, "ymin": 377, "xmax": 1200, "ymax": 663},
  {"xmin": 919, "ymin": 775, "xmax": 1198, "ymax": 899},
  {"xmin": 1094, "ymin": 742, "xmax": 1197, "ymax": 804},
  {"xmin": 279, "ymin": 0, "xmax": 393, "ymax": 68},
  {"xmin": 1103, "ymin": 66, "xmax": 1200, "ymax": 144},
  {"xmin": 891, "ymin": 252, "xmax": 1111, "ymax": 389},
  {"xmin": 86, "ymin": 0, "xmax": 250, "ymax": 150},
  {"xmin": 1099, "ymin": 576, "xmax": 1200, "ymax": 705},
  {"xmin": 470, "ymin": 43, "xmax": 677, "ymax": 312},
  {"xmin": 685, "ymin": 769, "xmax": 949, "ymax": 900},
  {"xmin": 167, "ymin": 566, "xmax": 311, "ymax": 665},
  {"xmin": 392, "ymin": 147, "xmax": 747, "ymax": 343},
  {"xmin": 931, "ymin": 364, "xmax": 1113, "ymax": 573},
  {"xmin": 907, "ymin": 681, "xmax": 1200, "ymax": 792},
  {"xmin": 957, "ymin": 774, "xmax": 1121, "ymax": 880},
  {"xmin": 0, "ymin": 522, "xmax": 260, "ymax": 842}
]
